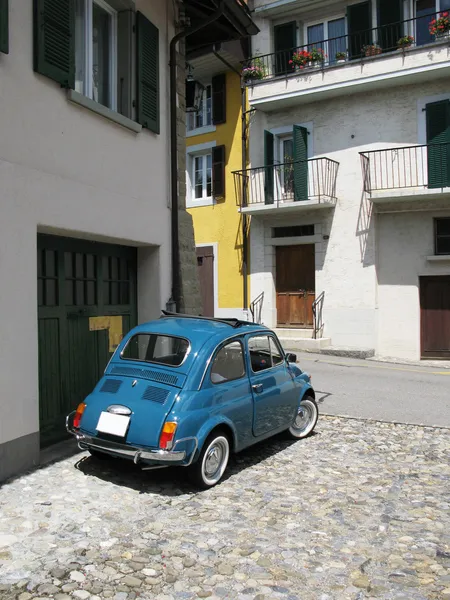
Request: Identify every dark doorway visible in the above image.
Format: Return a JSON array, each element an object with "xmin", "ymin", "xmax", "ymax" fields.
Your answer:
[
  {"xmin": 348, "ymin": 1, "xmax": 372, "ymax": 59},
  {"xmin": 420, "ymin": 275, "xmax": 450, "ymax": 359},
  {"xmin": 197, "ymin": 246, "xmax": 214, "ymax": 317},
  {"xmin": 378, "ymin": 0, "xmax": 402, "ymax": 51}
]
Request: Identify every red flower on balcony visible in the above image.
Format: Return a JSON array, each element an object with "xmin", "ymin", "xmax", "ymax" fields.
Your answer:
[{"xmin": 429, "ymin": 12, "xmax": 450, "ymax": 36}]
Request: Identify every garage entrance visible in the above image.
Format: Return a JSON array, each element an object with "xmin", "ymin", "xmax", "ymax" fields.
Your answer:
[
  {"xmin": 420, "ymin": 275, "xmax": 450, "ymax": 359},
  {"xmin": 38, "ymin": 234, "xmax": 137, "ymax": 447}
]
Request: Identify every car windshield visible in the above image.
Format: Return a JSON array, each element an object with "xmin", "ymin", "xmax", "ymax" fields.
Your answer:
[{"xmin": 121, "ymin": 334, "xmax": 190, "ymax": 367}]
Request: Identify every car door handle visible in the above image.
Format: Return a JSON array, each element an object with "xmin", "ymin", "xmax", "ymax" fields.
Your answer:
[{"xmin": 252, "ymin": 384, "xmax": 263, "ymax": 394}]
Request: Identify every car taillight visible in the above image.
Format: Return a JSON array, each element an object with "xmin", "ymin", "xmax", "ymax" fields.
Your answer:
[
  {"xmin": 159, "ymin": 422, "xmax": 177, "ymax": 450},
  {"xmin": 73, "ymin": 403, "xmax": 86, "ymax": 428}
]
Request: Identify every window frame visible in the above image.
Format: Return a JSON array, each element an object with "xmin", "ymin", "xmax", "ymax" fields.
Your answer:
[
  {"xmin": 192, "ymin": 152, "xmax": 212, "ymax": 201},
  {"xmin": 187, "ymin": 83, "xmax": 213, "ymax": 134},
  {"xmin": 303, "ymin": 14, "xmax": 347, "ymax": 66},
  {"xmin": 434, "ymin": 217, "xmax": 450, "ymax": 255},
  {"xmin": 75, "ymin": 0, "xmax": 118, "ymax": 112},
  {"xmin": 186, "ymin": 141, "xmax": 217, "ymax": 208},
  {"xmin": 248, "ymin": 334, "xmax": 286, "ymax": 374},
  {"xmin": 210, "ymin": 339, "xmax": 247, "ymax": 385}
]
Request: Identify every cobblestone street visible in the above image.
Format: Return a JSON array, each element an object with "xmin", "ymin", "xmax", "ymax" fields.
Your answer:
[{"xmin": 1, "ymin": 417, "xmax": 449, "ymax": 600}]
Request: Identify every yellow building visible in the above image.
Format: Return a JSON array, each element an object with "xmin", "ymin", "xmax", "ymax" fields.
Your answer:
[{"xmin": 186, "ymin": 52, "xmax": 249, "ymax": 320}]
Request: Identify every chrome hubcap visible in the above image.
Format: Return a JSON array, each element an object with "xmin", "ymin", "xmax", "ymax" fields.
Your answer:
[
  {"xmin": 205, "ymin": 446, "xmax": 222, "ymax": 476},
  {"xmin": 295, "ymin": 404, "xmax": 312, "ymax": 432},
  {"xmin": 202, "ymin": 437, "xmax": 229, "ymax": 484}
]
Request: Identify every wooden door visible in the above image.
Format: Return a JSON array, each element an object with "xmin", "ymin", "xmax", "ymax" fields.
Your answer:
[
  {"xmin": 276, "ymin": 245, "xmax": 315, "ymax": 328},
  {"xmin": 197, "ymin": 246, "xmax": 214, "ymax": 317},
  {"xmin": 38, "ymin": 234, "xmax": 137, "ymax": 447},
  {"xmin": 420, "ymin": 276, "xmax": 450, "ymax": 359}
]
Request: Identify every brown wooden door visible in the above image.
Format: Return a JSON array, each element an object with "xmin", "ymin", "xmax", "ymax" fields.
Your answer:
[
  {"xmin": 276, "ymin": 245, "xmax": 315, "ymax": 327},
  {"xmin": 197, "ymin": 246, "xmax": 214, "ymax": 317},
  {"xmin": 420, "ymin": 276, "xmax": 450, "ymax": 359}
]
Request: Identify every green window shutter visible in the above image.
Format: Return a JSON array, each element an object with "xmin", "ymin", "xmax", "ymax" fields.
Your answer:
[
  {"xmin": 0, "ymin": 0, "xmax": 9, "ymax": 55},
  {"xmin": 293, "ymin": 125, "xmax": 308, "ymax": 201},
  {"xmin": 212, "ymin": 145, "xmax": 226, "ymax": 199},
  {"xmin": 136, "ymin": 11, "xmax": 159, "ymax": 133},
  {"xmin": 264, "ymin": 130, "xmax": 274, "ymax": 205},
  {"xmin": 426, "ymin": 100, "xmax": 450, "ymax": 189},
  {"xmin": 273, "ymin": 21, "xmax": 296, "ymax": 75},
  {"xmin": 212, "ymin": 73, "xmax": 226, "ymax": 125},
  {"xmin": 33, "ymin": 0, "xmax": 75, "ymax": 88}
]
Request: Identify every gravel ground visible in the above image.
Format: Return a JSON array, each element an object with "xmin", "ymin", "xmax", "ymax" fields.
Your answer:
[{"xmin": 0, "ymin": 416, "xmax": 449, "ymax": 600}]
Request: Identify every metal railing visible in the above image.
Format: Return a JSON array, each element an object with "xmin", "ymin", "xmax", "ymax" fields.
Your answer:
[
  {"xmin": 360, "ymin": 143, "xmax": 450, "ymax": 193},
  {"xmin": 233, "ymin": 158, "xmax": 339, "ymax": 208},
  {"xmin": 250, "ymin": 292, "xmax": 264, "ymax": 324},
  {"xmin": 312, "ymin": 291, "xmax": 325, "ymax": 340},
  {"xmin": 242, "ymin": 10, "xmax": 449, "ymax": 82}
]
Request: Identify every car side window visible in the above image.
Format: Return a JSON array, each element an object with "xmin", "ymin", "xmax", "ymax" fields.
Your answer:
[
  {"xmin": 248, "ymin": 336, "xmax": 272, "ymax": 372},
  {"xmin": 210, "ymin": 340, "xmax": 246, "ymax": 384},
  {"xmin": 269, "ymin": 336, "xmax": 284, "ymax": 366}
]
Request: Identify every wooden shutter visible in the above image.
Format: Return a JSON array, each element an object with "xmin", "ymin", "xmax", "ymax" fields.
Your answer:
[
  {"xmin": 293, "ymin": 125, "xmax": 308, "ymax": 201},
  {"xmin": 0, "ymin": 0, "xmax": 8, "ymax": 55},
  {"xmin": 426, "ymin": 100, "xmax": 450, "ymax": 189},
  {"xmin": 273, "ymin": 22, "xmax": 296, "ymax": 75},
  {"xmin": 136, "ymin": 11, "xmax": 159, "ymax": 133},
  {"xmin": 264, "ymin": 130, "xmax": 274, "ymax": 204},
  {"xmin": 33, "ymin": 0, "xmax": 75, "ymax": 88},
  {"xmin": 212, "ymin": 73, "xmax": 226, "ymax": 125},
  {"xmin": 212, "ymin": 145, "xmax": 226, "ymax": 199}
]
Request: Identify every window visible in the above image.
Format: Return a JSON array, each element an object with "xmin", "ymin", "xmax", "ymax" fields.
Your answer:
[
  {"xmin": 435, "ymin": 218, "xmax": 450, "ymax": 254},
  {"xmin": 187, "ymin": 85, "xmax": 212, "ymax": 132},
  {"xmin": 75, "ymin": 0, "xmax": 117, "ymax": 111},
  {"xmin": 121, "ymin": 334, "xmax": 190, "ymax": 367},
  {"xmin": 210, "ymin": 341, "xmax": 246, "ymax": 384},
  {"xmin": 306, "ymin": 17, "xmax": 346, "ymax": 65},
  {"xmin": 272, "ymin": 225, "xmax": 315, "ymax": 238},
  {"xmin": 248, "ymin": 335, "xmax": 285, "ymax": 372},
  {"xmin": 193, "ymin": 153, "xmax": 212, "ymax": 201}
]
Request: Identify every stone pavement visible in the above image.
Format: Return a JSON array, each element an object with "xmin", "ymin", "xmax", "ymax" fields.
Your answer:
[{"xmin": 0, "ymin": 417, "xmax": 449, "ymax": 600}]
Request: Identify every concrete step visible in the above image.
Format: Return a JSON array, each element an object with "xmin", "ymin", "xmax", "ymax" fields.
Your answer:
[
  {"xmin": 320, "ymin": 346, "xmax": 375, "ymax": 359},
  {"xmin": 279, "ymin": 337, "xmax": 331, "ymax": 352},
  {"xmin": 275, "ymin": 328, "xmax": 314, "ymax": 339}
]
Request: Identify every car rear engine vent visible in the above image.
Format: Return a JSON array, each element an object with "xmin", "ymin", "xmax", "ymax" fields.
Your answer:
[
  {"xmin": 111, "ymin": 366, "xmax": 179, "ymax": 386},
  {"xmin": 142, "ymin": 385, "xmax": 170, "ymax": 405},
  {"xmin": 100, "ymin": 379, "xmax": 123, "ymax": 394}
]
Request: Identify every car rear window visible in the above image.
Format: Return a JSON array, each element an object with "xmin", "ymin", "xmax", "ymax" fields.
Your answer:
[{"xmin": 121, "ymin": 334, "xmax": 190, "ymax": 367}]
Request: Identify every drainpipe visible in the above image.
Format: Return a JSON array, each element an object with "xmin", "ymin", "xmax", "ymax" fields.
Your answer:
[{"xmin": 169, "ymin": 1, "xmax": 226, "ymax": 312}]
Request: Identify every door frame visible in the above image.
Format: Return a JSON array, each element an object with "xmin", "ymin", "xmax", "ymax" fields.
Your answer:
[{"xmin": 196, "ymin": 242, "xmax": 218, "ymax": 317}]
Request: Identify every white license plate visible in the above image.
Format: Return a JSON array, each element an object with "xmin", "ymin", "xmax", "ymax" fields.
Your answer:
[{"xmin": 96, "ymin": 412, "xmax": 130, "ymax": 437}]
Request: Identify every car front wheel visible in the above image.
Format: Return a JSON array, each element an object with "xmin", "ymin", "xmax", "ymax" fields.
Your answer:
[
  {"xmin": 288, "ymin": 396, "xmax": 318, "ymax": 439},
  {"xmin": 188, "ymin": 432, "xmax": 230, "ymax": 489}
]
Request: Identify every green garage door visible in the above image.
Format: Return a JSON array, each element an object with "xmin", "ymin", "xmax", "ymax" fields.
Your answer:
[{"xmin": 37, "ymin": 234, "xmax": 137, "ymax": 447}]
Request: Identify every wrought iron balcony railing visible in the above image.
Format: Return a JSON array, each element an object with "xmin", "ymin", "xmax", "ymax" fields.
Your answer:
[
  {"xmin": 360, "ymin": 143, "xmax": 450, "ymax": 193},
  {"xmin": 233, "ymin": 158, "xmax": 339, "ymax": 208},
  {"xmin": 242, "ymin": 10, "xmax": 449, "ymax": 83}
]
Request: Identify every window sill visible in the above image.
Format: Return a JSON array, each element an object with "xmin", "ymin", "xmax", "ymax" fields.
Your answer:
[
  {"xmin": 187, "ymin": 197, "xmax": 215, "ymax": 208},
  {"xmin": 427, "ymin": 255, "xmax": 450, "ymax": 262},
  {"xmin": 187, "ymin": 125, "xmax": 216, "ymax": 138},
  {"xmin": 67, "ymin": 90, "xmax": 142, "ymax": 133}
]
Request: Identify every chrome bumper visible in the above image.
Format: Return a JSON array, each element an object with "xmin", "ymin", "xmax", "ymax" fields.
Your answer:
[{"xmin": 66, "ymin": 412, "xmax": 194, "ymax": 465}]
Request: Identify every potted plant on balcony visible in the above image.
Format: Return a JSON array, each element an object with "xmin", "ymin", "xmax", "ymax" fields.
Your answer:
[
  {"xmin": 242, "ymin": 57, "xmax": 266, "ymax": 82},
  {"xmin": 362, "ymin": 43, "xmax": 382, "ymax": 57},
  {"xmin": 309, "ymin": 47, "xmax": 327, "ymax": 67},
  {"xmin": 335, "ymin": 51, "xmax": 347, "ymax": 64},
  {"xmin": 289, "ymin": 49, "xmax": 311, "ymax": 70},
  {"xmin": 429, "ymin": 12, "xmax": 450, "ymax": 39},
  {"xmin": 397, "ymin": 35, "xmax": 414, "ymax": 49}
]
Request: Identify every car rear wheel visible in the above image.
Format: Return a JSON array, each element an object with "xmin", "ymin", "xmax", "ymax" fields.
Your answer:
[
  {"xmin": 188, "ymin": 432, "xmax": 230, "ymax": 489},
  {"xmin": 288, "ymin": 396, "xmax": 318, "ymax": 439}
]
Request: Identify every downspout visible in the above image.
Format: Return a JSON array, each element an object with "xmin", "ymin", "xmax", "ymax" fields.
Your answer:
[
  {"xmin": 169, "ymin": 1, "xmax": 226, "ymax": 312},
  {"xmin": 212, "ymin": 47, "xmax": 249, "ymax": 317}
]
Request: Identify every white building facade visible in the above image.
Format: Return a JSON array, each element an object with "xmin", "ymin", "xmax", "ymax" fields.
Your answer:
[
  {"xmin": 0, "ymin": 0, "xmax": 180, "ymax": 481},
  {"xmin": 240, "ymin": 0, "xmax": 450, "ymax": 361}
]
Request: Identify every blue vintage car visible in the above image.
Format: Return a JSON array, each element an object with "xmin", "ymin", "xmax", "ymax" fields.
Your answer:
[{"xmin": 67, "ymin": 312, "xmax": 318, "ymax": 488}]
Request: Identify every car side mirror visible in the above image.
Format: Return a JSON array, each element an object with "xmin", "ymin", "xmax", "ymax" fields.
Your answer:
[{"xmin": 286, "ymin": 352, "xmax": 297, "ymax": 363}]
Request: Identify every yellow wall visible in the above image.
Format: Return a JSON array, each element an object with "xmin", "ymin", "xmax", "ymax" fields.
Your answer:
[{"xmin": 187, "ymin": 71, "xmax": 245, "ymax": 312}]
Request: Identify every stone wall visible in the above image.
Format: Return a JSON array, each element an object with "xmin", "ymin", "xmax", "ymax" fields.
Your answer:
[{"xmin": 174, "ymin": 13, "xmax": 202, "ymax": 315}]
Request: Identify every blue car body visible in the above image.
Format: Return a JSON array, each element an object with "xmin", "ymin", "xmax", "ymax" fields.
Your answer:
[{"xmin": 67, "ymin": 314, "xmax": 315, "ymax": 469}]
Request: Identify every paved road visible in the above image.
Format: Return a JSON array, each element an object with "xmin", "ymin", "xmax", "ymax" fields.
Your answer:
[
  {"xmin": 293, "ymin": 353, "xmax": 450, "ymax": 428},
  {"xmin": 1, "ymin": 417, "xmax": 449, "ymax": 600}
]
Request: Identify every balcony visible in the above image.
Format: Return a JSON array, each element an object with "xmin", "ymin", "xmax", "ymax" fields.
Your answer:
[
  {"xmin": 360, "ymin": 143, "xmax": 450, "ymax": 210},
  {"xmin": 233, "ymin": 157, "xmax": 338, "ymax": 215},
  {"xmin": 245, "ymin": 12, "xmax": 450, "ymax": 110}
]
